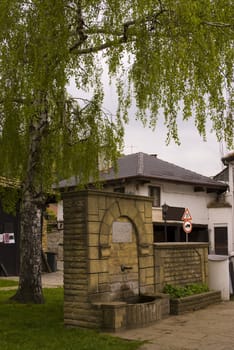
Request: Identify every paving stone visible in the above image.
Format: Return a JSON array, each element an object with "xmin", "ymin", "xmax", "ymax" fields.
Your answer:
[{"xmin": 116, "ymin": 300, "xmax": 234, "ymax": 350}]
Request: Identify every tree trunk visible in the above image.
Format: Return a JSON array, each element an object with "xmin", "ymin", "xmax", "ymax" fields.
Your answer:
[
  {"xmin": 11, "ymin": 102, "xmax": 48, "ymax": 304},
  {"xmin": 12, "ymin": 190, "xmax": 44, "ymax": 304}
]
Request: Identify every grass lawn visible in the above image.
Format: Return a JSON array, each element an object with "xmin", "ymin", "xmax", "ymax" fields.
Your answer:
[
  {"xmin": 0, "ymin": 288, "xmax": 143, "ymax": 350},
  {"xmin": 0, "ymin": 279, "xmax": 19, "ymax": 288}
]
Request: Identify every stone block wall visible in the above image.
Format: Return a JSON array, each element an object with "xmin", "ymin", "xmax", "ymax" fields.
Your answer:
[
  {"xmin": 63, "ymin": 190, "xmax": 210, "ymax": 329},
  {"xmin": 169, "ymin": 290, "xmax": 221, "ymax": 315},
  {"xmin": 99, "ymin": 294, "xmax": 170, "ymax": 332},
  {"xmin": 63, "ymin": 190, "xmax": 154, "ymax": 329},
  {"xmin": 63, "ymin": 192, "xmax": 99, "ymax": 328},
  {"xmin": 154, "ymin": 242, "xmax": 209, "ymax": 292},
  {"xmin": 46, "ymin": 225, "xmax": 63, "ymax": 261}
]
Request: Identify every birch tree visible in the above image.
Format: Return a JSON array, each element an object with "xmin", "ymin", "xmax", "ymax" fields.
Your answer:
[{"xmin": 0, "ymin": 0, "xmax": 233, "ymax": 303}]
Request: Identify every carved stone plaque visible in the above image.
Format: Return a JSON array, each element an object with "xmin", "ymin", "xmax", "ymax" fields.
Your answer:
[{"xmin": 112, "ymin": 222, "xmax": 132, "ymax": 243}]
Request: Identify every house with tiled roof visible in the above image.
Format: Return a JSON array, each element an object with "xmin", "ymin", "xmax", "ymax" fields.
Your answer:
[
  {"xmin": 211, "ymin": 151, "xmax": 234, "ymax": 255},
  {"xmin": 57, "ymin": 152, "xmax": 232, "ymax": 253}
]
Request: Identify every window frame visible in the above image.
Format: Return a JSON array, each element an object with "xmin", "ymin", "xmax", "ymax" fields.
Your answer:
[{"xmin": 149, "ymin": 186, "xmax": 161, "ymax": 207}]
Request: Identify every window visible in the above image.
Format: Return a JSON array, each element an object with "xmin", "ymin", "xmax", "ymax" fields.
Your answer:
[
  {"xmin": 149, "ymin": 186, "xmax": 160, "ymax": 207},
  {"xmin": 114, "ymin": 187, "xmax": 125, "ymax": 193},
  {"xmin": 214, "ymin": 226, "xmax": 228, "ymax": 255}
]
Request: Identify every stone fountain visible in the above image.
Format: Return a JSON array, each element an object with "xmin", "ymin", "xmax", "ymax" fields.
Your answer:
[{"xmin": 63, "ymin": 190, "xmax": 169, "ymax": 331}]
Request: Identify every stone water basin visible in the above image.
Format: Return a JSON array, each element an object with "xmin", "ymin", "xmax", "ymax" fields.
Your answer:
[{"xmin": 97, "ymin": 293, "xmax": 169, "ymax": 331}]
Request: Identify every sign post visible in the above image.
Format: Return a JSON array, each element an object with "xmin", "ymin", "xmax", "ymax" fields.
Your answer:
[{"xmin": 181, "ymin": 208, "xmax": 192, "ymax": 242}]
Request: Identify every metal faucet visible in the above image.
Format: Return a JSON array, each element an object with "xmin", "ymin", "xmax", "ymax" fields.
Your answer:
[{"xmin": 121, "ymin": 264, "xmax": 133, "ymax": 272}]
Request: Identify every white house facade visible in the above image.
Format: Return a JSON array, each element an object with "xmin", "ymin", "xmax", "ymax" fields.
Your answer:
[
  {"xmin": 211, "ymin": 151, "xmax": 234, "ymax": 255},
  {"xmin": 57, "ymin": 152, "xmax": 233, "ymax": 255}
]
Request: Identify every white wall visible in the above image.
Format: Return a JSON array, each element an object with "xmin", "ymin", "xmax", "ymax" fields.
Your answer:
[
  {"xmin": 124, "ymin": 180, "xmax": 217, "ymax": 225},
  {"xmin": 57, "ymin": 200, "xmax": 64, "ymax": 222},
  {"xmin": 57, "ymin": 174, "xmax": 233, "ymax": 252},
  {"xmin": 106, "ymin": 180, "xmax": 219, "ymax": 226},
  {"xmin": 160, "ymin": 182, "xmax": 216, "ymax": 225},
  {"xmin": 109, "ymin": 161, "xmax": 233, "ymax": 255},
  {"xmin": 229, "ymin": 163, "xmax": 234, "ymax": 252}
]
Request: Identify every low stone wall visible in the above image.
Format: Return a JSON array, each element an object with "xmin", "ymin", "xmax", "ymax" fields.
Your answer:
[
  {"xmin": 170, "ymin": 290, "xmax": 221, "ymax": 315},
  {"xmin": 96, "ymin": 293, "xmax": 170, "ymax": 332},
  {"xmin": 154, "ymin": 243, "xmax": 209, "ymax": 292}
]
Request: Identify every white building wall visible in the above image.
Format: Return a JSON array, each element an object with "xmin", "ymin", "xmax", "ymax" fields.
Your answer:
[
  {"xmin": 132, "ymin": 181, "xmax": 216, "ymax": 225},
  {"xmin": 103, "ymin": 159, "xmax": 232, "ymax": 255},
  {"xmin": 160, "ymin": 182, "xmax": 216, "ymax": 225},
  {"xmin": 110, "ymin": 180, "xmax": 217, "ymax": 226},
  {"xmin": 57, "ymin": 200, "xmax": 64, "ymax": 222},
  {"xmin": 57, "ymin": 170, "xmax": 232, "ymax": 246},
  {"xmin": 230, "ymin": 162, "xmax": 234, "ymax": 250},
  {"xmin": 225, "ymin": 161, "xmax": 234, "ymax": 253},
  {"xmin": 208, "ymin": 208, "xmax": 232, "ymax": 254}
]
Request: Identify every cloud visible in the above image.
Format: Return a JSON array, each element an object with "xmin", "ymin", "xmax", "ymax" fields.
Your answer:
[
  {"xmin": 68, "ymin": 71, "xmax": 226, "ymax": 178},
  {"xmin": 123, "ymin": 116, "xmax": 224, "ymax": 177}
]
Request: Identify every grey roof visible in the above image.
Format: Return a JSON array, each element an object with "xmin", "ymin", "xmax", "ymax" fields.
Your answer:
[
  {"xmin": 99, "ymin": 152, "xmax": 227, "ymax": 191},
  {"xmin": 57, "ymin": 152, "xmax": 228, "ymax": 192},
  {"xmin": 213, "ymin": 167, "xmax": 229, "ymax": 183},
  {"xmin": 222, "ymin": 151, "xmax": 234, "ymax": 165}
]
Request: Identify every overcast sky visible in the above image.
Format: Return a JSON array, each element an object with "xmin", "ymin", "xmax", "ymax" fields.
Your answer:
[
  {"xmin": 102, "ymin": 79, "xmax": 228, "ymax": 178},
  {"xmin": 68, "ymin": 77, "xmax": 228, "ymax": 178},
  {"xmin": 123, "ymin": 116, "xmax": 225, "ymax": 177}
]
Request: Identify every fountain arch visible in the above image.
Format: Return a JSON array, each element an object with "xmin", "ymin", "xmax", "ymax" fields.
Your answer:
[{"xmin": 99, "ymin": 199, "xmax": 150, "ymax": 300}]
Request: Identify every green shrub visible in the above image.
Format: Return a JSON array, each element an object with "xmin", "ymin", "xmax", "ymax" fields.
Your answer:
[{"xmin": 163, "ymin": 283, "xmax": 209, "ymax": 299}]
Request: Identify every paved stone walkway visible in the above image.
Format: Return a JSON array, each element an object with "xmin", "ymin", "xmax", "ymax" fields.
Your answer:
[
  {"xmin": 0, "ymin": 269, "xmax": 63, "ymax": 290},
  {"xmin": 117, "ymin": 300, "xmax": 234, "ymax": 350},
  {"xmin": 2, "ymin": 270, "xmax": 234, "ymax": 349}
]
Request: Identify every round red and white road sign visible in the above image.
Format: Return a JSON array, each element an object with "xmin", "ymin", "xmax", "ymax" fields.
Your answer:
[{"xmin": 183, "ymin": 220, "xmax": 192, "ymax": 233}]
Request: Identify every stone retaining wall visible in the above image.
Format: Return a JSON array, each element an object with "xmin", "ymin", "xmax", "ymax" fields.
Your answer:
[
  {"xmin": 154, "ymin": 243, "xmax": 209, "ymax": 292},
  {"xmin": 170, "ymin": 290, "xmax": 221, "ymax": 315}
]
